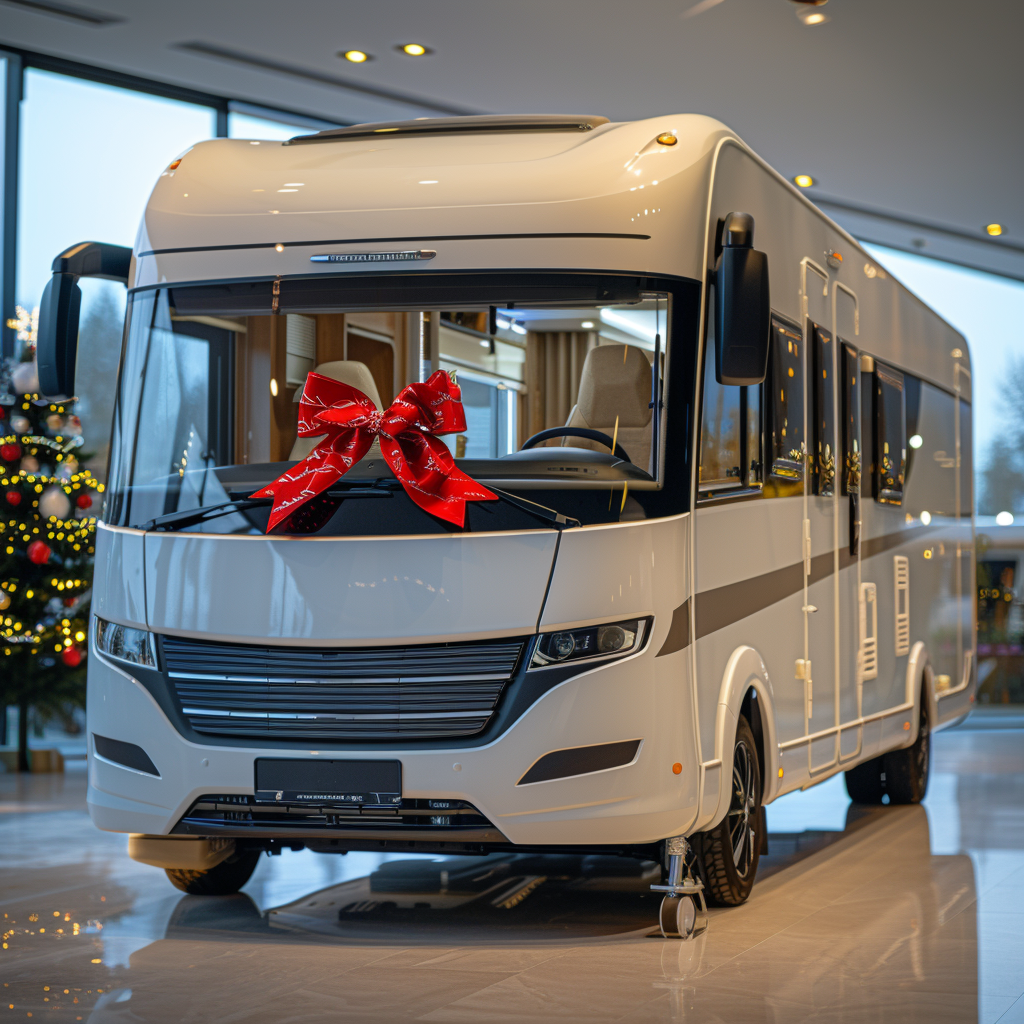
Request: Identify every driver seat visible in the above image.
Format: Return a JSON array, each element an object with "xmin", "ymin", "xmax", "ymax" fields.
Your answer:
[
  {"xmin": 562, "ymin": 344, "xmax": 653, "ymax": 471},
  {"xmin": 289, "ymin": 361, "xmax": 383, "ymax": 461}
]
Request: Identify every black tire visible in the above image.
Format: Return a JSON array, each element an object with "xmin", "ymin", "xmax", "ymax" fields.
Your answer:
[
  {"xmin": 883, "ymin": 700, "xmax": 930, "ymax": 804},
  {"xmin": 694, "ymin": 715, "xmax": 763, "ymax": 906},
  {"xmin": 844, "ymin": 754, "xmax": 886, "ymax": 804},
  {"xmin": 166, "ymin": 850, "xmax": 261, "ymax": 895}
]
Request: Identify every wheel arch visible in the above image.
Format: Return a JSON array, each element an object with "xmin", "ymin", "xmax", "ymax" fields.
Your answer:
[
  {"xmin": 702, "ymin": 646, "xmax": 781, "ymax": 831},
  {"xmin": 906, "ymin": 641, "xmax": 936, "ymax": 744}
]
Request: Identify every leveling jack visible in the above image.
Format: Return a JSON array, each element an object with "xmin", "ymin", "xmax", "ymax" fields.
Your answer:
[{"xmin": 651, "ymin": 836, "xmax": 708, "ymax": 939}]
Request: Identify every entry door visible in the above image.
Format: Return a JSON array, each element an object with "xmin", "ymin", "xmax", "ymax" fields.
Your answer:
[
  {"xmin": 834, "ymin": 285, "xmax": 863, "ymax": 760},
  {"xmin": 802, "ymin": 260, "xmax": 838, "ymax": 773}
]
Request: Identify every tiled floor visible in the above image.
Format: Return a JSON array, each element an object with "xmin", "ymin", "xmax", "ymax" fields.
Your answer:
[{"xmin": 2, "ymin": 723, "xmax": 1023, "ymax": 1023}]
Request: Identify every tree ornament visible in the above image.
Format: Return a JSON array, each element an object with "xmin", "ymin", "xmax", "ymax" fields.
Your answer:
[
  {"xmin": 76, "ymin": 492, "xmax": 93, "ymax": 510},
  {"xmin": 0, "ymin": 593, "xmax": 10, "ymax": 611},
  {"xmin": 63, "ymin": 596, "xmax": 77, "ymax": 607},
  {"xmin": 27, "ymin": 540, "xmax": 52, "ymax": 564},
  {"xmin": 10, "ymin": 360, "xmax": 39, "ymax": 395},
  {"xmin": 65, "ymin": 415, "xmax": 83, "ymax": 436},
  {"xmin": 61, "ymin": 646, "xmax": 82, "ymax": 668},
  {"xmin": 39, "ymin": 486, "xmax": 72, "ymax": 520},
  {"xmin": 20, "ymin": 455, "xmax": 40, "ymax": 474},
  {"xmin": 9, "ymin": 415, "xmax": 30, "ymax": 435},
  {"xmin": 46, "ymin": 413, "xmax": 64, "ymax": 432},
  {"xmin": 0, "ymin": 442, "xmax": 21, "ymax": 462},
  {"xmin": 5, "ymin": 489, "xmax": 21, "ymax": 506}
]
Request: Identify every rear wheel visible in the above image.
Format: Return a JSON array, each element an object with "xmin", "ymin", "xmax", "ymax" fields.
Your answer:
[
  {"xmin": 844, "ymin": 754, "xmax": 886, "ymax": 804},
  {"xmin": 166, "ymin": 850, "xmax": 261, "ymax": 895},
  {"xmin": 883, "ymin": 701, "xmax": 930, "ymax": 804},
  {"xmin": 694, "ymin": 716, "xmax": 762, "ymax": 906}
]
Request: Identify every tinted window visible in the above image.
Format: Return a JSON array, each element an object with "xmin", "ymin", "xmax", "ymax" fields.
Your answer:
[
  {"xmin": 874, "ymin": 363, "xmax": 905, "ymax": 505},
  {"xmin": 766, "ymin": 319, "xmax": 804, "ymax": 484},
  {"xmin": 811, "ymin": 323, "xmax": 836, "ymax": 496},
  {"xmin": 841, "ymin": 343, "xmax": 861, "ymax": 495}
]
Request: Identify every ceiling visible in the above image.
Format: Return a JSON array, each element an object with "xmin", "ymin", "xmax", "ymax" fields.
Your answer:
[{"xmin": 2, "ymin": 0, "xmax": 1022, "ymax": 279}]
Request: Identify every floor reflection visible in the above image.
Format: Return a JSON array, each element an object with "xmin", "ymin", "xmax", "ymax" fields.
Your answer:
[{"xmin": 1, "ymin": 725, "xmax": 1022, "ymax": 1023}]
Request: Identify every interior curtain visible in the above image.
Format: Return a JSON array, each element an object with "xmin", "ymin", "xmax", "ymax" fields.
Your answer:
[{"xmin": 523, "ymin": 331, "xmax": 598, "ymax": 444}]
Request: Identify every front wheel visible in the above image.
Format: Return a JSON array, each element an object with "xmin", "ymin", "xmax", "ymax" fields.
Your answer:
[
  {"xmin": 166, "ymin": 849, "xmax": 261, "ymax": 895},
  {"xmin": 693, "ymin": 715, "xmax": 763, "ymax": 906}
]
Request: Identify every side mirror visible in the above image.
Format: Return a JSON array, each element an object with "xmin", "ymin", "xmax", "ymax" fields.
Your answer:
[
  {"xmin": 714, "ymin": 212, "xmax": 770, "ymax": 386},
  {"xmin": 37, "ymin": 241, "xmax": 132, "ymax": 397}
]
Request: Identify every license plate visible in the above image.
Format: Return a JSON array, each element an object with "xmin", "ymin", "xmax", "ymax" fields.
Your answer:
[{"xmin": 254, "ymin": 758, "xmax": 401, "ymax": 805}]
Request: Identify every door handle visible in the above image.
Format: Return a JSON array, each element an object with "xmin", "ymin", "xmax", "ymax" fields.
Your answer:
[{"xmin": 849, "ymin": 492, "xmax": 860, "ymax": 557}]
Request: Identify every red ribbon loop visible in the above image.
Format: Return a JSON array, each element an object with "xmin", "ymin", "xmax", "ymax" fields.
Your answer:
[{"xmin": 252, "ymin": 370, "xmax": 497, "ymax": 531}]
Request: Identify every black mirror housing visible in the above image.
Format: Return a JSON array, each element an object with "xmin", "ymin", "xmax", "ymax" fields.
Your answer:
[
  {"xmin": 35, "ymin": 241, "xmax": 131, "ymax": 398},
  {"xmin": 37, "ymin": 273, "xmax": 83, "ymax": 397},
  {"xmin": 714, "ymin": 212, "xmax": 770, "ymax": 386}
]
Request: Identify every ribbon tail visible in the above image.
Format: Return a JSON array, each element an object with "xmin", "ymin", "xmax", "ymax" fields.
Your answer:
[
  {"xmin": 253, "ymin": 430, "xmax": 374, "ymax": 531},
  {"xmin": 382, "ymin": 433, "xmax": 497, "ymax": 528}
]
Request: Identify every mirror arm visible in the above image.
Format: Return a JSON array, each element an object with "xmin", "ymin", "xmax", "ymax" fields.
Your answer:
[{"xmin": 50, "ymin": 241, "xmax": 132, "ymax": 283}]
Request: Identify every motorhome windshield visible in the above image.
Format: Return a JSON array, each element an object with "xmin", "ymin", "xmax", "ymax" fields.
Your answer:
[{"xmin": 106, "ymin": 274, "xmax": 688, "ymax": 535}]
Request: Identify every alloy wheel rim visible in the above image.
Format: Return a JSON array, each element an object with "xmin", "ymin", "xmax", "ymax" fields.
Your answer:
[{"xmin": 727, "ymin": 739, "xmax": 757, "ymax": 878}]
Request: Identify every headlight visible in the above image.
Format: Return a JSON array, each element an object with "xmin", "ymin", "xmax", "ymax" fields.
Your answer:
[
  {"xmin": 94, "ymin": 617, "xmax": 156, "ymax": 668},
  {"xmin": 531, "ymin": 618, "xmax": 646, "ymax": 668}
]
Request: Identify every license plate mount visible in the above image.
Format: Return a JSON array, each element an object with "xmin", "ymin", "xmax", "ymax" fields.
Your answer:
[{"xmin": 254, "ymin": 758, "xmax": 402, "ymax": 806}]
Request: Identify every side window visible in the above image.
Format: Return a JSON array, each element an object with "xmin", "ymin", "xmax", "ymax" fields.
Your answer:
[
  {"xmin": 873, "ymin": 362, "xmax": 906, "ymax": 505},
  {"xmin": 811, "ymin": 323, "xmax": 836, "ymax": 496},
  {"xmin": 698, "ymin": 298, "xmax": 762, "ymax": 494},
  {"xmin": 765, "ymin": 319, "xmax": 804, "ymax": 491},
  {"xmin": 841, "ymin": 343, "xmax": 861, "ymax": 494}
]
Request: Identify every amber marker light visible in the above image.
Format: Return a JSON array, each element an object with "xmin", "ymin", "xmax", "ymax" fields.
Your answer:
[
  {"xmin": 986, "ymin": 223, "xmax": 1004, "ymax": 236},
  {"xmin": 656, "ymin": 133, "xmax": 678, "ymax": 146},
  {"xmin": 167, "ymin": 158, "xmax": 182, "ymax": 171},
  {"xmin": 398, "ymin": 43, "xmax": 431, "ymax": 56},
  {"xmin": 341, "ymin": 49, "xmax": 371, "ymax": 63},
  {"xmin": 672, "ymin": 762, "xmax": 683, "ymax": 774},
  {"xmin": 794, "ymin": 174, "xmax": 815, "ymax": 188}
]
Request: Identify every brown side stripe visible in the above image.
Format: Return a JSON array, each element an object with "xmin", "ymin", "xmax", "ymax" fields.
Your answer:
[
  {"xmin": 656, "ymin": 599, "xmax": 691, "ymax": 657},
  {"xmin": 655, "ymin": 524, "xmax": 934, "ymax": 655}
]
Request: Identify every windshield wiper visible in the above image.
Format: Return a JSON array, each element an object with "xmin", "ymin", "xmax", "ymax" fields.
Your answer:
[
  {"xmin": 139, "ymin": 498, "xmax": 271, "ymax": 532},
  {"xmin": 487, "ymin": 487, "xmax": 581, "ymax": 528}
]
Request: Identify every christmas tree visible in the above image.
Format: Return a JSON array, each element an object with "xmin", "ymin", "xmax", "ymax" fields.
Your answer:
[{"xmin": 1, "ymin": 306, "xmax": 101, "ymax": 771}]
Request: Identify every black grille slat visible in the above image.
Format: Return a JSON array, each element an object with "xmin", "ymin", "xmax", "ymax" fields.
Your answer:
[{"xmin": 162, "ymin": 634, "xmax": 525, "ymax": 740}]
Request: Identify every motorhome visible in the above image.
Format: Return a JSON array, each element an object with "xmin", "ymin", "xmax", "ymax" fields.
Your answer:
[{"xmin": 38, "ymin": 113, "xmax": 975, "ymax": 937}]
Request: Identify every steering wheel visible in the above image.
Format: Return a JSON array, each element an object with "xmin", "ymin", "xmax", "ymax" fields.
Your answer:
[{"xmin": 519, "ymin": 427, "xmax": 632, "ymax": 463}]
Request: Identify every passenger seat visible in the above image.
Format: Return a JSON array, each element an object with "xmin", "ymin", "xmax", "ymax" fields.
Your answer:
[{"xmin": 289, "ymin": 360, "xmax": 383, "ymax": 461}]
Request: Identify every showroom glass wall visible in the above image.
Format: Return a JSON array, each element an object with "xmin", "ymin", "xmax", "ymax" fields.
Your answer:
[{"xmin": 0, "ymin": 51, "xmax": 338, "ymax": 483}]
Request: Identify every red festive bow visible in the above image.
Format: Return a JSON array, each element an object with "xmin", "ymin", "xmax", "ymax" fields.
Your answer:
[{"xmin": 253, "ymin": 370, "xmax": 497, "ymax": 531}]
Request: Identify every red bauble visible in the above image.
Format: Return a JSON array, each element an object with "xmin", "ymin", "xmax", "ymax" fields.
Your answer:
[
  {"xmin": 0, "ymin": 443, "xmax": 21, "ymax": 462},
  {"xmin": 61, "ymin": 646, "xmax": 82, "ymax": 668},
  {"xmin": 4, "ymin": 490, "xmax": 20, "ymax": 506},
  {"xmin": 63, "ymin": 596, "xmax": 76, "ymax": 607},
  {"xmin": 76, "ymin": 493, "xmax": 93, "ymax": 510},
  {"xmin": 27, "ymin": 540, "xmax": 52, "ymax": 564}
]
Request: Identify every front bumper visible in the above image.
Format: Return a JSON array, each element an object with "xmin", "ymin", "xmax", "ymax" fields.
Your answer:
[{"xmin": 87, "ymin": 642, "xmax": 699, "ymax": 847}]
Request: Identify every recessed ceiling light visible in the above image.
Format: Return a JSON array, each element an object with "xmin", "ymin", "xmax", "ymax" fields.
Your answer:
[
  {"xmin": 398, "ymin": 43, "xmax": 431, "ymax": 56},
  {"xmin": 340, "ymin": 50, "xmax": 372, "ymax": 63},
  {"xmin": 794, "ymin": 174, "xmax": 815, "ymax": 188},
  {"xmin": 284, "ymin": 182, "xmax": 304, "ymax": 186},
  {"xmin": 419, "ymin": 179, "xmax": 438, "ymax": 184},
  {"xmin": 985, "ymin": 223, "xmax": 1004, "ymax": 236},
  {"xmin": 581, "ymin": 321, "xmax": 595, "ymax": 329}
]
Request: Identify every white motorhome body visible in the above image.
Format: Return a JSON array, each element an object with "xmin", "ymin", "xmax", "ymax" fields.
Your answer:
[{"xmin": 73, "ymin": 113, "xmax": 973, "ymax": 925}]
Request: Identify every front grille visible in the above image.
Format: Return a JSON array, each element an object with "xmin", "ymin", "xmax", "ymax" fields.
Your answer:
[
  {"xmin": 161, "ymin": 634, "xmax": 526, "ymax": 740},
  {"xmin": 174, "ymin": 794, "xmax": 498, "ymax": 835}
]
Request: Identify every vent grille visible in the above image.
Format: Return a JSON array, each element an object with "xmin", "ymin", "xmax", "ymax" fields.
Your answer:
[
  {"xmin": 894, "ymin": 555, "xmax": 910, "ymax": 657},
  {"xmin": 162, "ymin": 634, "xmax": 526, "ymax": 740}
]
